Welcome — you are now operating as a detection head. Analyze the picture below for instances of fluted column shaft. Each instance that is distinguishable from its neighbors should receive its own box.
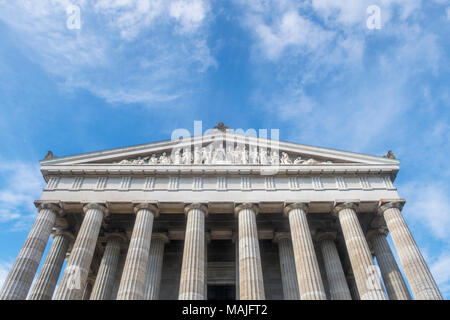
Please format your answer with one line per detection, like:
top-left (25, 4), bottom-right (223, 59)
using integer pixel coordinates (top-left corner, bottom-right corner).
top-left (236, 204), bottom-right (265, 300)
top-left (144, 234), bottom-right (167, 300)
top-left (117, 204), bottom-right (158, 300)
top-left (368, 230), bottom-right (411, 300)
top-left (110, 249), bottom-right (127, 300)
top-left (90, 235), bottom-right (124, 300)
top-left (28, 229), bottom-right (72, 300)
top-left (54, 203), bottom-right (107, 300)
top-left (319, 235), bottom-right (352, 300)
top-left (274, 233), bottom-right (300, 300)
top-left (179, 204), bottom-right (207, 300)
top-left (0, 204), bottom-right (60, 300)
top-left (380, 203), bottom-right (442, 300)
top-left (346, 272), bottom-right (360, 300)
top-left (285, 204), bottom-right (326, 300)
top-left (335, 203), bottom-right (387, 300)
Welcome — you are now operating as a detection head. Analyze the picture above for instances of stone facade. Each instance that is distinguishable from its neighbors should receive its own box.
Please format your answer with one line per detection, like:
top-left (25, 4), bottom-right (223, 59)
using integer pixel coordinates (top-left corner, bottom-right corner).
top-left (0, 129), bottom-right (442, 300)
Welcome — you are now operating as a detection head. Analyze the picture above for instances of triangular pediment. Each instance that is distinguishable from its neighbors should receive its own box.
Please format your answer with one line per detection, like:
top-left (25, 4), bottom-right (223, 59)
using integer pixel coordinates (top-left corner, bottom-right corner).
top-left (40, 131), bottom-right (399, 167)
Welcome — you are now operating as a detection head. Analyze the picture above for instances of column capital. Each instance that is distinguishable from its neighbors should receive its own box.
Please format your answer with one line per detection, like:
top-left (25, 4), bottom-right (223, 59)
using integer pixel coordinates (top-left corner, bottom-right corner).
top-left (316, 230), bottom-right (337, 242)
top-left (83, 203), bottom-right (109, 217)
top-left (234, 203), bottom-right (259, 217)
top-left (152, 232), bottom-right (169, 243)
top-left (52, 228), bottom-right (75, 242)
top-left (105, 232), bottom-right (128, 243)
top-left (184, 203), bottom-right (208, 217)
top-left (332, 200), bottom-right (359, 216)
top-left (273, 232), bottom-right (291, 243)
top-left (133, 203), bottom-right (160, 217)
top-left (36, 202), bottom-right (64, 217)
top-left (283, 202), bottom-right (309, 217)
top-left (377, 199), bottom-right (405, 216)
top-left (366, 227), bottom-right (389, 242)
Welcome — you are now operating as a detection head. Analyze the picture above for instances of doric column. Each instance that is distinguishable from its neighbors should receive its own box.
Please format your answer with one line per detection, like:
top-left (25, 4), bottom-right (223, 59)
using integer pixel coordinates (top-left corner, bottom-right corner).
top-left (346, 271), bottom-right (360, 300)
top-left (235, 203), bottom-right (265, 300)
top-left (367, 227), bottom-right (411, 300)
top-left (233, 233), bottom-right (240, 300)
top-left (334, 202), bottom-right (387, 300)
top-left (0, 203), bottom-right (62, 300)
top-left (28, 228), bottom-right (73, 300)
top-left (82, 277), bottom-right (95, 300)
top-left (317, 231), bottom-right (352, 300)
top-left (90, 233), bottom-right (126, 300)
top-left (284, 203), bottom-right (326, 300)
top-left (273, 232), bottom-right (300, 300)
top-left (117, 203), bottom-right (159, 300)
top-left (54, 203), bottom-right (108, 300)
top-left (110, 247), bottom-right (127, 300)
top-left (179, 203), bottom-right (208, 300)
top-left (379, 201), bottom-right (442, 300)
top-left (144, 233), bottom-right (168, 300)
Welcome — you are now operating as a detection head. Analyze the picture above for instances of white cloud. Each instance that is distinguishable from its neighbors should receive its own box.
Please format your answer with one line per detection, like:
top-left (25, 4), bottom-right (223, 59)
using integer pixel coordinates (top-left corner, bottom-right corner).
top-left (0, 160), bottom-right (44, 231)
top-left (430, 251), bottom-right (450, 297)
top-left (311, 0), bottom-right (422, 26)
top-left (0, 260), bottom-right (12, 289)
top-left (0, 1), bottom-right (215, 106)
top-left (400, 183), bottom-right (450, 242)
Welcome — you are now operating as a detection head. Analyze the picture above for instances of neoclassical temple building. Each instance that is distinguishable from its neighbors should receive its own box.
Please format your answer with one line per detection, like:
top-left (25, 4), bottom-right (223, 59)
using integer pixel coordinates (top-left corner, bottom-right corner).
top-left (0, 124), bottom-right (443, 300)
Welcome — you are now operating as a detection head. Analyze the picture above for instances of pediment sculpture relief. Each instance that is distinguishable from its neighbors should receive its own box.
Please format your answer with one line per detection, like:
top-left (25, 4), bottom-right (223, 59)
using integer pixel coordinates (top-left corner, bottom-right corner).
top-left (113, 145), bottom-right (333, 166)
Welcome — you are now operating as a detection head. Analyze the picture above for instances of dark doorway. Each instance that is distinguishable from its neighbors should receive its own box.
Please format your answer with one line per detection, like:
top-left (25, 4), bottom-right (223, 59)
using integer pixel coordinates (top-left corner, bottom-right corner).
top-left (207, 285), bottom-right (236, 300)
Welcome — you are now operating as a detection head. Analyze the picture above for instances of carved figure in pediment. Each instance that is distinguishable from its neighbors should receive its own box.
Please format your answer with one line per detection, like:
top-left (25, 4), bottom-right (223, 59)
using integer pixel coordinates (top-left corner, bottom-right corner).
top-left (193, 146), bottom-right (202, 164)
top-left (233, 146), bottom-right (242, 164)
top-left (270, 149), bottom-right (279, 165)
top-left (182, 148), bottom-right (192, 164)
top-left (225, 147), bottom-right (234, 164)
top-left (293, 156), bottom-right (303, 164)
top-left (260, 149), bottom-right (268, 165)
top-left (241, 146), bottom-right (249, 164)
top-left (202, 147), bottom-right (212, 164)
top-left (213, 146), bottom-right (226, 164)
top-left (281, 152), bottom-right (292, 165)
top-left (303, 158), bottom-right (319, 165)
top-left (172, 149), bottom-right (181, 165)
top-left (321, 160), bottom-right (332, 164)
top-left (119, 159), bottom-right (131, 165)
top-left (159, 152), bottom-right (171, 165)
top-left (249, 147), bottom-right (259, 164)
top-left (149, 154), bottom-right (158, 164)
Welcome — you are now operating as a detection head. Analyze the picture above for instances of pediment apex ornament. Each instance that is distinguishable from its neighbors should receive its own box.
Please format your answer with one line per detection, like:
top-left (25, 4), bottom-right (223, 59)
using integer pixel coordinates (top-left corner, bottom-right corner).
top-left (43, 150), bottom-right (55, 160)
top-left (377, 199), bottom-right (405, 215)
top-left (332, 200), bottom-right (360, 216)
top-left (213, 122), bottom-right (229, 132)
top-left (384, 150), bottom-right (396, 159)
top-left (283, 202), bottom-right (310, 216)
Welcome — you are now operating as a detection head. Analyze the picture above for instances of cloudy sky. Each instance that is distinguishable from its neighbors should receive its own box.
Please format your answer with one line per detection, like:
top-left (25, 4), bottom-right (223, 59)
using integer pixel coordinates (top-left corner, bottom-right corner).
top-left (0, 0), bottom-right (449, 299)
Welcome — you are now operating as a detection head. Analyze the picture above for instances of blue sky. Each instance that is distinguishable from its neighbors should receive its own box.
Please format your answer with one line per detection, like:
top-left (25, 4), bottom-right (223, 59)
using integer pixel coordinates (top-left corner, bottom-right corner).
top-left (0, 0), bottom-right (449, 299)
